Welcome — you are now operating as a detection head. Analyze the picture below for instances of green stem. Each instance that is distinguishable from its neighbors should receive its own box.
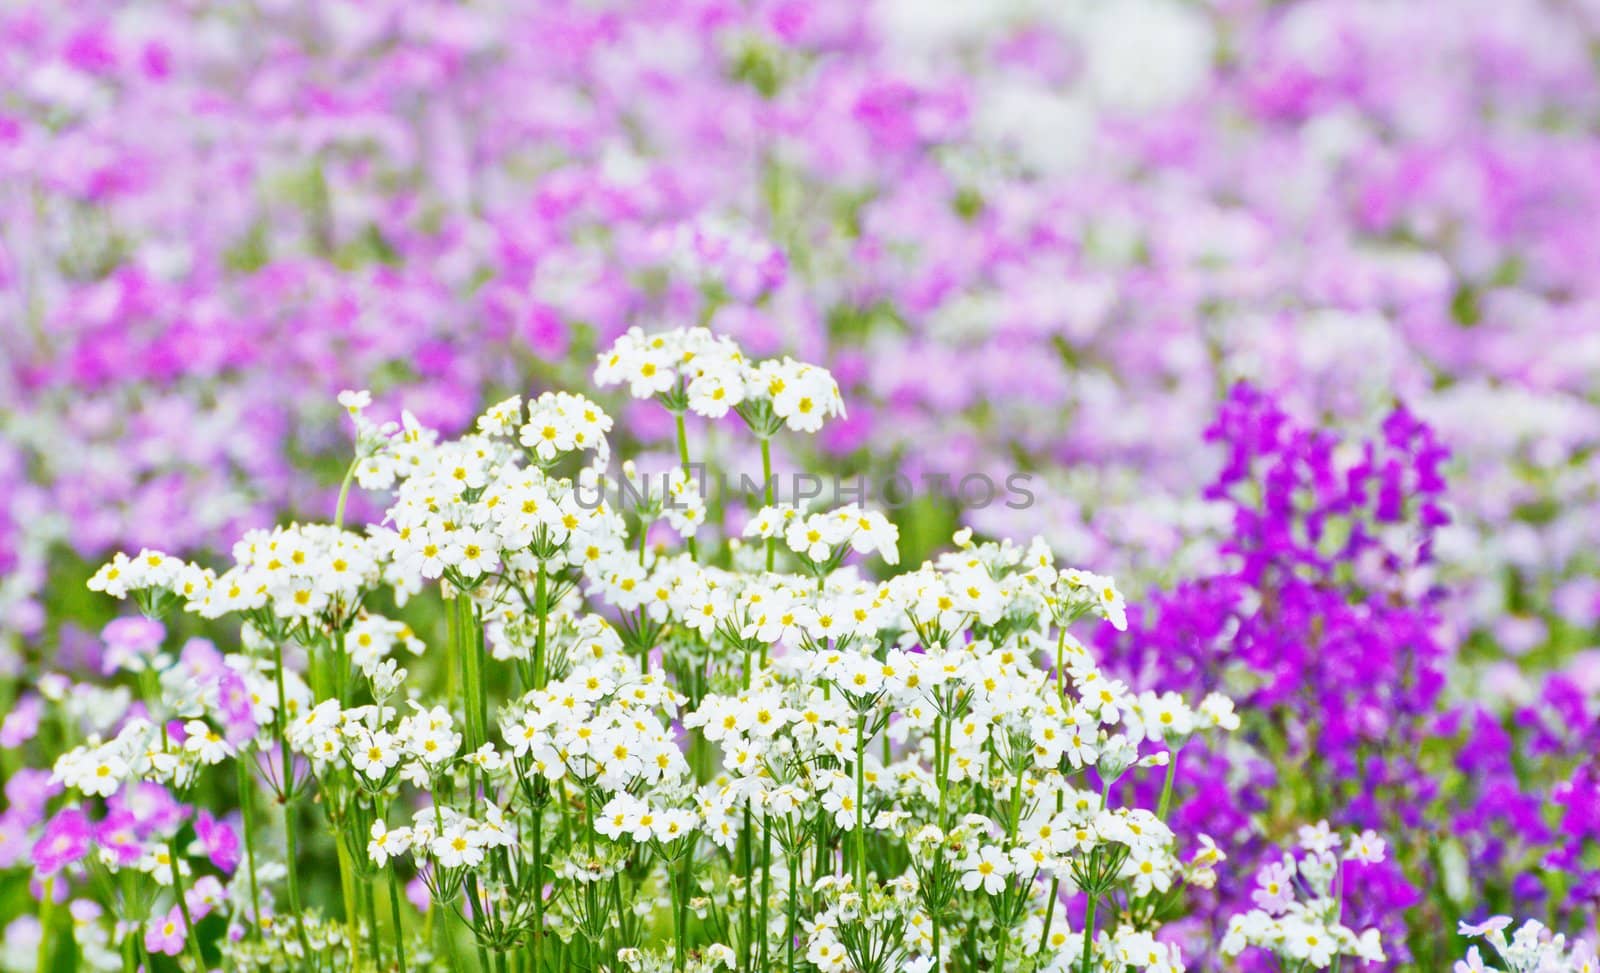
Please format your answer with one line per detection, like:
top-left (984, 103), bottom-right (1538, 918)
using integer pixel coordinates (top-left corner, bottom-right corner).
top-left (532, 798), bottom-right (545, 967)
top-left (854, 710), bottom-right (868, 895)
top-left (740, 806), bottom-right (754, 972)
top-left (760, 437), bottom-right (775, 572)
top-left (995, 768), bottom-right (1025, 971)
top-left (1038, 779), bottom-right (1067, 956)
top-left (364, 874), bottom-right (382, 970)
top-left (389, 868), bottom-right (410, 973)
top-left (757, 816), bottom-right (772, 971)
top-left (473, 603), bottom-right (490, 750)
top-left (334, 822), bottom-right (361, 968)
top-left (1079, 889), bottom-right (1098, 973)
top-left (786, 849), bottom-right (799, 973)
top-left (674, 411), bottom-right (698, 561)
top-left (930, 712), bottom-right (944, 967)
top-left (37, 878), bottom-right (52, 973)
top-left (334, 456), bottom-right (359, 530)
top-left (1156, 750), bottom-right (1179, 821)
top-left (236, 755), bottom-right (264, 939)
top-left (167, 834), bottom-right (208, 972)
top-left (533, 564), bottom-right (549, 690)
top-left (272, 640), bottom-right (312, 965)
top-left (282, 800), bottom-right (311, 967)
top-left (676, 851), bottom-right (693, 972)
top-left (671, 855), bottom-right (685, 973)
top-left (456, 594), bottom-right (479, 750)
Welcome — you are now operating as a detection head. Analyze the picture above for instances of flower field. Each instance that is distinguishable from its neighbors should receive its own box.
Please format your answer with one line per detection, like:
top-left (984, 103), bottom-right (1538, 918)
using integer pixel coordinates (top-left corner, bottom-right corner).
top-left (1, 2), bottom-right (1597, 972)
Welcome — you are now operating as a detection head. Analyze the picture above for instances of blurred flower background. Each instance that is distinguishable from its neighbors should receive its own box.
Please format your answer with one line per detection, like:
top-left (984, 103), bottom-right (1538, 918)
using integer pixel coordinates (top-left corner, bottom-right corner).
top-left (1, 0), bottom-right (1597, 969)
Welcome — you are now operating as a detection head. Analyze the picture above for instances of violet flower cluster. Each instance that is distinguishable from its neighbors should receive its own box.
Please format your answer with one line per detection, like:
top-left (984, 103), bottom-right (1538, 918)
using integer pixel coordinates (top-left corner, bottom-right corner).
top-left (1098, 384), bottom-right (1599, 970)
top-left (0, 0), bottom-right (1596, 971)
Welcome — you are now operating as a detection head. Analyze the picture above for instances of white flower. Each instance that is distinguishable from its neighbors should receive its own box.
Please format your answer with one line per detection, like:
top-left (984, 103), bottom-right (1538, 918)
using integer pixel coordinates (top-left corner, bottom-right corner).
top-left (1343, 829), bottom-right (1386, 865)
top-left (960, 846), bottom-right (1012, 895)
top-left (368, 821), bottom-right (412, 868)
top-left (181, 721), bottom-right (233, 764)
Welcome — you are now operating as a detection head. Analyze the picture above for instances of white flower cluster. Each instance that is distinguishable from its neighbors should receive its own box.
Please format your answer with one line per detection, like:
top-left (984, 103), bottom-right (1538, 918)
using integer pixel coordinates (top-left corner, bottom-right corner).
top-left (1456, 917), bottom-right (1598, 973)
top-left (1221, 822), bottom-right (1388, 969)
top-left (71, 329), bottom-right (1332, 973)
top-left (88, 549), bottom-right (206, 617)
top-left (376, 409), bottom-right (627, 584)
top-left (337, 389), bottom-right (438, 492)
top-left (744, 503), bottom-right (901, 569)
top-left (53, 715), bottom-right (231, 806)
top-left (595, 325), bottom-right (844, 433)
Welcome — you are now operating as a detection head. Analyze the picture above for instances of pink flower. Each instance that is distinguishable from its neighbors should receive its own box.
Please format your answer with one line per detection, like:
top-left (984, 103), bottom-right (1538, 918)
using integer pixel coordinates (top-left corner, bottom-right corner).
top-left (144, 907), bottom-right (187, 957)
top-left (93, 810), bottom-right (145, 868)
top-left (195, 811), bottom-right (240, 874)
top-left (100, 616), bottom-right (166, 674)
top-left (1250, 860), bottom-right (1295, 915)
top-left (1457, 916), bottom-right (1513, 938)
top-left (30, 808), bottom-right (90, 877)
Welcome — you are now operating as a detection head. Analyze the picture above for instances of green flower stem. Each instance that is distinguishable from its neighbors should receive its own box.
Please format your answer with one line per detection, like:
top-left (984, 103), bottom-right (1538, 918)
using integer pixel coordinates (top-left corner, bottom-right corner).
top-left (533, 563), bottom-right (549, 690)
top-left (167, 834), bottom-right (208, 972)
top-left (675, 848), bottom-right (694, 972)
top-left (674, 411), bottom-right (698, 562)
top-left (670, 855), bottom-right (686, 973)
top-left (531, 798), bottom-right (546, 968)
top-left (456, 593), bottom-right (479, 749)
top-left (1054, 625), bottom-right (1068, 703)
top-left (757, 815), bottom-right (772, 971)
top-left (236, 755), bottom-right (263, 940)
top-left (389, 867), bottom-right (409, 973)
top-left (786, 847), bottom-right (800, 973)
top-left (333, 455), bottom-right (359, 530)
top-left (333, 824), bottom-right (361, 967)
top-left (1156, 750), bottom-right (1180, 821)
top-left (854, 709), bottom-right (868, 895)
top-left (474, 602), bottom-right (490, 749)
top-left (363, 873), bottom-right (382, 970)
top-left (932, 712), bottom-right (945, 970)
top-left (760, 437), bottom-right (775, 572)
top-left (739, 806), bottom-right (754, 972)
top-left (37, 878), bottom-right (52, 973)
top-left (271, 639), bottom-right (313, 965)
top-left (1038, 774), bottom-right (1067, 956)
top-left (1079, 877), bottom-right (1098, 973)
top-left (995, 766), bottom-right (1025, 971)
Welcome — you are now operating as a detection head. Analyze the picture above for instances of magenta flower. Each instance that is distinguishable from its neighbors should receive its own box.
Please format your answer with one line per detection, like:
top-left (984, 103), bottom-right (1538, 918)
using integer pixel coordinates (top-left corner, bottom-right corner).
top-left (99, 616), bottom-right (166, 674)
top-left (1250, 861), bottom-right (1296, 915)
top-left (0, 694), bottom-right (43, 747)
top-left (214, 668), bottom-right (258, 745)
top-left (194, 811), bottom-right (240, 874)
top-left (109, 782), bottom-right (184, 835)
top-left (31, 808), bottom-right (91, 877)
top-left (93, 810), bottom-right (145, 869)
top-left (4, 768), bottom-right (60, 822)
top-left (185, 875), bottom-right (225, 921)
top-left (0, 810), bottom-right (33, 870)
top-left (144, 906), bottom-right (187, 957)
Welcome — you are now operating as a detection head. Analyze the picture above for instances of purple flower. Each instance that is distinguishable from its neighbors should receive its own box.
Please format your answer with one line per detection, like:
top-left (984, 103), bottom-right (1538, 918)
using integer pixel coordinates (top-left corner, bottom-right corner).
top-left (0, 694), bottom-right (43, 748)
top-left (100, 616), bottom-right (166, 674)
top-left (93, 810), bottom-right (146, 868)
top-left (214, 668), bottom-right (258, 745)
top-left (194, 810), bottom-right (240, 874)
top-left (5, 769), bottom-right (61, 823)
top-left (1250, 861), bottom-right (1295, 914)
top-left (0, 810), bottom-right (34, 870)
top-left (144, 906), bottom-right (187, 957)
top-left (31, 808), bottom-right (91, 877)
top-left (186, 875), bottom-right (225, 921)
top-left (108, 782), bottom-right (184, 836)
